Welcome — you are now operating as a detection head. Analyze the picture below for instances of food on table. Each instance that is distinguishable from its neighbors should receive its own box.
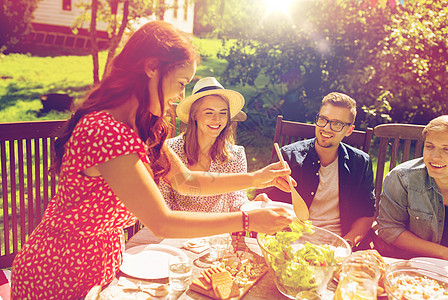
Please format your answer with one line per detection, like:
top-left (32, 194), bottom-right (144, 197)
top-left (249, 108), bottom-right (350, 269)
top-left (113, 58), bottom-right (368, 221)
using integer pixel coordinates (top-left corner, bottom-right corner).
top-left (199, 266), bottom-right (226, 285)
top-left (191, 266), bottom-right (238, 299)
top-left (191, 276), bottom-right (213, 291)
top-left (212, 270), bottom-right (236, 299)
top-left (365, 249), bottom-right (388, 294)
top-left (388, 273), bottom-right (448, 299)
top-left (220, 251), bottom-right (266, 287)
top-left (257, 220), bottom-right (350, 297)
top-left (190, 251), bottom-right (268, 299)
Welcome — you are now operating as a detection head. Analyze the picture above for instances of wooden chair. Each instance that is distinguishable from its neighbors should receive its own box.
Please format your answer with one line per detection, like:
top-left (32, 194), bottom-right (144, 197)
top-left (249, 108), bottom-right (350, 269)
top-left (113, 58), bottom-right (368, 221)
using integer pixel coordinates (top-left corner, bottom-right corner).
top-left (0, 120), bottom-right (141, 267)
top-left (270, 115), bottom-right (373, 162)
top-left (373, 123), bottom-right (425, 204)
top-left (0, 120), bottom-right (65, 268)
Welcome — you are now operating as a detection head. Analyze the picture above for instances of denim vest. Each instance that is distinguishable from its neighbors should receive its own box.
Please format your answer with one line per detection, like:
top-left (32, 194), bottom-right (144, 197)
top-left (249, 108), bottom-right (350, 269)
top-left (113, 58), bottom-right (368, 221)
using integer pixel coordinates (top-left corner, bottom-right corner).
top-left (377, 158), bottom-right (444, 244)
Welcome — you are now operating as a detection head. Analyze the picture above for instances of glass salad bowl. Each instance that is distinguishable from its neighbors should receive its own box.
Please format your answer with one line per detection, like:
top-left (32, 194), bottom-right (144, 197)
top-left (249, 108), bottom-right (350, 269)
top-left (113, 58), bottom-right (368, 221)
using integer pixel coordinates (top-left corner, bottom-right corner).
top-left (257, 221), bottom-right (351, 299)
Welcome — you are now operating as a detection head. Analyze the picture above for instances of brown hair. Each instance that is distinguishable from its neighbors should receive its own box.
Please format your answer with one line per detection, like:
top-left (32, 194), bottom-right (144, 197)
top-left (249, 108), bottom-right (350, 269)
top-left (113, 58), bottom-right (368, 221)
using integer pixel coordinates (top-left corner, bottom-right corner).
top-left (321, 92), bottom-right (357, 123)
top-left (422, 115), bottom-right (448, 139)
top-left (183, 95), bottom-right (234, 165)
top-left (53, 21), bottom-right (199, 181)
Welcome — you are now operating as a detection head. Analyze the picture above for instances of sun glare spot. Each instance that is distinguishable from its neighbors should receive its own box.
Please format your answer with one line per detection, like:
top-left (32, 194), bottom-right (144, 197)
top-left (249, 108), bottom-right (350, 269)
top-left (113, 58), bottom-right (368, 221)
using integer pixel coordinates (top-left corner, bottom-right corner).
top-left (264, 0), bottom-right (294, 15)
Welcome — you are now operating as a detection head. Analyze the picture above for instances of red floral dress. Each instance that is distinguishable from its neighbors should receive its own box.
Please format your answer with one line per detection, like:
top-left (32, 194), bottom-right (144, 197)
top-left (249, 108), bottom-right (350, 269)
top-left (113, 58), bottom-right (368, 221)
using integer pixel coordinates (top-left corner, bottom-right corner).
top-left (11, 112), bottom-right (147, 299)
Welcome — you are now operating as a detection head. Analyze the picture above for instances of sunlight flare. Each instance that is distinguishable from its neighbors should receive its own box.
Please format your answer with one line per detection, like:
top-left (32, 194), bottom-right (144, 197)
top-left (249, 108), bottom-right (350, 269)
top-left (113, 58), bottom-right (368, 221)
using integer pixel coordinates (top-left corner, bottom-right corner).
top-left (263, 0), bottom-right (295, 15)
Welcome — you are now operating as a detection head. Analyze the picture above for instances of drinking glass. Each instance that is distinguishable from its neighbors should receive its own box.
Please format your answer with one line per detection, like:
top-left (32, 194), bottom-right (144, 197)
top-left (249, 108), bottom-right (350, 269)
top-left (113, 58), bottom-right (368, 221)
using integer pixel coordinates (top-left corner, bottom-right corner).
top-left (168, 256), bottom-right (193, 292)
top-left (208, 233), bottom-right (231, 262)
top-left (334, 252), bottom-right (380, 300)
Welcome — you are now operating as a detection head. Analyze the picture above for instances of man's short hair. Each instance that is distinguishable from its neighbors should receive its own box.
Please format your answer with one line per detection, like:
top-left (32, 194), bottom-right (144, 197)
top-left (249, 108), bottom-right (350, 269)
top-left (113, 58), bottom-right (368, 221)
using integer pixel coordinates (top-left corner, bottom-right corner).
top-left (321, 92), bottom-right (357, 123)
top-left (422, 115), bottom-right (448, 140)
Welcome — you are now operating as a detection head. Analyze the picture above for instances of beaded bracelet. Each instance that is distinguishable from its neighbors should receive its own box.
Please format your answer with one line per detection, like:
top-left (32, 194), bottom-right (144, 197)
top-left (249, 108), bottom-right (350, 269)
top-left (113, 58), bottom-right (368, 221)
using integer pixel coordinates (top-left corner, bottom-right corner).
top-left (234, 211), bottom-right (249, 253)
top-left (242, 211), bottom-right (249, 231)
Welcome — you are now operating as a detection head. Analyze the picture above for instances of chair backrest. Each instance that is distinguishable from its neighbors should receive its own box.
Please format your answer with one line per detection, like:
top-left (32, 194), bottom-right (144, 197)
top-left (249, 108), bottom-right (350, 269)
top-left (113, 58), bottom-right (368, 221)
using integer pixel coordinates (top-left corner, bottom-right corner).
top-left (373, 123), bottom-right (425, 204)
top-left (270, 115), bottom-right (373, 162)
top-left (167, 103), bottom-right (247, 138)
top-left (0, 120), bottom-right (146, 268)
top-left (0, 120), bottom-right (65, 268)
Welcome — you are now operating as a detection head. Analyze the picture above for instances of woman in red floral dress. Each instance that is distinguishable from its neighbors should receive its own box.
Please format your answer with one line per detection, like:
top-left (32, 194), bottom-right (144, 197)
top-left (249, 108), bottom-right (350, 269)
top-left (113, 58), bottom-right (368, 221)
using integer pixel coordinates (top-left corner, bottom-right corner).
top-left (11, 21), bottom-right (294, 299)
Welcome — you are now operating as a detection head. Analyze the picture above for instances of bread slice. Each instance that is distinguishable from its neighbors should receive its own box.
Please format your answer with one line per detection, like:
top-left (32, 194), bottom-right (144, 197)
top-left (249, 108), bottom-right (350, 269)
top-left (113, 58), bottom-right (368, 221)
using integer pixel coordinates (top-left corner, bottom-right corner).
top-left (200, 266), bottom-right (225, 284)
top-left (211, 270), bottom-right (238, 299)
top-left (191, 276), bottom-right (212, 291)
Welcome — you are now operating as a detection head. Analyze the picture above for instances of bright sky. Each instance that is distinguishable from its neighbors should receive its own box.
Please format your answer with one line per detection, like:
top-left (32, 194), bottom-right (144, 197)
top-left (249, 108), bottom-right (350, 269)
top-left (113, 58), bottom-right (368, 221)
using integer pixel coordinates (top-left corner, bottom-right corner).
top-left (263, 0), bottom-right (295, 15)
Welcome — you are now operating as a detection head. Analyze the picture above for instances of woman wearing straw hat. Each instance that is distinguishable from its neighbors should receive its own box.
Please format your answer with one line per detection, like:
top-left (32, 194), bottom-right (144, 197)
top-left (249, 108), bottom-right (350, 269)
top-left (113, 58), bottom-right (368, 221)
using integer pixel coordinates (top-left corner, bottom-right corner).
top-left (160, 77), bottom-right (268, 212)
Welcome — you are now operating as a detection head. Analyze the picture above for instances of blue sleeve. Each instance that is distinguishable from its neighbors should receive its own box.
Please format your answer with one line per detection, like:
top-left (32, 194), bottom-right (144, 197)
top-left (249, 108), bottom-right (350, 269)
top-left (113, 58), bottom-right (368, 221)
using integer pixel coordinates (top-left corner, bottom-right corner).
top-left (376, 169), bottom-right (409, 244)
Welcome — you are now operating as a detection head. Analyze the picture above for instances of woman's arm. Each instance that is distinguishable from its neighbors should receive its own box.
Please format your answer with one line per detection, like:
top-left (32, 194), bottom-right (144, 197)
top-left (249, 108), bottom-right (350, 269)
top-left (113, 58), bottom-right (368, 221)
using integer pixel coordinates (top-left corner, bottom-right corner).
top-left (227, 146), bottom-right (249, 211)
top-left (96, 153), bottom-right (292, 238)
top-left (164, 144), bottom-right (292, 195)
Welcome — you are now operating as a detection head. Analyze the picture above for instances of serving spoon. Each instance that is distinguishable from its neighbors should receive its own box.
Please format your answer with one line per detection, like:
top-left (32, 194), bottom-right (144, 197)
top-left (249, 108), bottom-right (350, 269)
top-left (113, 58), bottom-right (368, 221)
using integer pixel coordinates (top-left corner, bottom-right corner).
top-left (274, 143), bottom-right (309, 221)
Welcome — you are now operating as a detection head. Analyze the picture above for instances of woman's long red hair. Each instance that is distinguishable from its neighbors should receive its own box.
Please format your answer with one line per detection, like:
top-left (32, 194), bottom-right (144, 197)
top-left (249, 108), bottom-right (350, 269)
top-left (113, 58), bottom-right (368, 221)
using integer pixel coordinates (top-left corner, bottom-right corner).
top-left (52, 21), bottom-right (199, 181)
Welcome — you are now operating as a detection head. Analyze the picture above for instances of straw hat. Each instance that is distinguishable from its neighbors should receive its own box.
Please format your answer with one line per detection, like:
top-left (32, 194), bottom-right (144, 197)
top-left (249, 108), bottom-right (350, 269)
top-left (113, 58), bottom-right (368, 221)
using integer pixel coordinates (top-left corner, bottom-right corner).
top-left (176, 77), bottom-right (245, 124)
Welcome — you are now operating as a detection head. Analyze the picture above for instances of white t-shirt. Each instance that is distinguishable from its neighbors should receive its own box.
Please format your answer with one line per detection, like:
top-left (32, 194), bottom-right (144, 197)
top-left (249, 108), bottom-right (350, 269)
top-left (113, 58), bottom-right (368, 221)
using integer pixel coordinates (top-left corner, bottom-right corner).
top-left (309, 157), bottom-right (342, 236)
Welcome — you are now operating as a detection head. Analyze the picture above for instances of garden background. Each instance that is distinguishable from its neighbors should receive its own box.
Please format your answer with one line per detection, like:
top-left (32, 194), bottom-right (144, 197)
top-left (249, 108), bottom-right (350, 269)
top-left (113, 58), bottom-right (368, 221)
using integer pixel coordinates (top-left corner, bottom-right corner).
top-left (1, 0), bottom-right (447, 173)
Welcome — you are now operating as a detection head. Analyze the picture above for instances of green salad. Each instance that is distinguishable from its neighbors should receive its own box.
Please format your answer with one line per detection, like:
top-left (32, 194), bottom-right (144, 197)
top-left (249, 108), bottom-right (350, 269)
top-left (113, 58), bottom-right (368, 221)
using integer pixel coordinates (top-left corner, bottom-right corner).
top-left (258, 220), bottom-right (341, 295)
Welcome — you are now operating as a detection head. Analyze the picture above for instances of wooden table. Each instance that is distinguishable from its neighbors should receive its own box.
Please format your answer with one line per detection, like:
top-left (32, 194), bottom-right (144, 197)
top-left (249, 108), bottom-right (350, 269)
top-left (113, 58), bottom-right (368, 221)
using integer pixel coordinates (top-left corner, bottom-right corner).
top-left (99, 228), bottom-right (389, 300)
top-left (120, 227), bottom-right (286, 299)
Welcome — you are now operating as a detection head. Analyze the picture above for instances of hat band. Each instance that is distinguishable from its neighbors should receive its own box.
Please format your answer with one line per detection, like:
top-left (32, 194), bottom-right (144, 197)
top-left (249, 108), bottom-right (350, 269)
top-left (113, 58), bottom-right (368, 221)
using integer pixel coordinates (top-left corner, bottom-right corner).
top-left (194, 85), bottom-right (224, 95)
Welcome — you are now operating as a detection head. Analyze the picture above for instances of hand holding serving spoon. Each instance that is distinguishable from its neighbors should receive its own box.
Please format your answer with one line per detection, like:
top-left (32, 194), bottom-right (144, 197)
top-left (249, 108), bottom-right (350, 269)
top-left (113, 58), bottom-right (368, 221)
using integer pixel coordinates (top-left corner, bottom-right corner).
top-left (274, 143), bottom-right (309, 221)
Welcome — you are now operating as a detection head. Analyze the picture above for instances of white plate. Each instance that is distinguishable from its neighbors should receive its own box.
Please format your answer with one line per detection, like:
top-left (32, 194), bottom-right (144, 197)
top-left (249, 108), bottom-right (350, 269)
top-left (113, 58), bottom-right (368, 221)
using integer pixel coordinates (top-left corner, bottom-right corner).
top-left (240, 201), bottom-right (296, 218)
top-left (120, 244), bottom-right (188, 279)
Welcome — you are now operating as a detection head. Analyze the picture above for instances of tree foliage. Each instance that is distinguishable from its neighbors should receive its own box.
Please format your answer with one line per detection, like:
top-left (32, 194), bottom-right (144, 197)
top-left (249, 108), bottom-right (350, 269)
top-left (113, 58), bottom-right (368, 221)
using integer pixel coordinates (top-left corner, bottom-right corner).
top-left (364, 0), bottom-right (448, 125)
top-left (0, 0), bottom-right (42, 52)
top-left (74, 0), bottom-right (163, 81)
top-left (218, 0), bottom-right (447, 127)
top-left (193, 0), bottom-right (255, 37)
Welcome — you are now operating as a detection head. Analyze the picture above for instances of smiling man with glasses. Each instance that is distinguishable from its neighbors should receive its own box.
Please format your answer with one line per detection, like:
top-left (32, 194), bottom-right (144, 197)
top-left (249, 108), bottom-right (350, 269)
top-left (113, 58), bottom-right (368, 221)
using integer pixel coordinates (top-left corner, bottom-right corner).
top-left (265, 92), bottom-right (376, 250)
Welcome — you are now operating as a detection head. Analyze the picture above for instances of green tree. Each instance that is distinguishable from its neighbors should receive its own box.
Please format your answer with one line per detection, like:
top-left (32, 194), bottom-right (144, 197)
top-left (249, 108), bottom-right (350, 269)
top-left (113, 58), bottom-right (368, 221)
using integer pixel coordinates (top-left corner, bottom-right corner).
top-left (219, 0), bottom-right (447, 127)
top-left (219, 0), bottom-right (393, 128)
top-left (74, 0), bottom-right (168, 83)
top-left (0, 0), bottom-right (42, 52)
top-left (193, 0), bottom-right (255, 38)
top-left (361, 0), bottom-right (448, 124)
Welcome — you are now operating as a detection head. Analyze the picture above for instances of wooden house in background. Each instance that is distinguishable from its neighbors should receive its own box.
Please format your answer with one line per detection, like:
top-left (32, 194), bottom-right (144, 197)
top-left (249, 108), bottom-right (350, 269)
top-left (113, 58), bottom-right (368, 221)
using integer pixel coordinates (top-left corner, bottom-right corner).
top-left (25, 0), bottom-right (194, 50)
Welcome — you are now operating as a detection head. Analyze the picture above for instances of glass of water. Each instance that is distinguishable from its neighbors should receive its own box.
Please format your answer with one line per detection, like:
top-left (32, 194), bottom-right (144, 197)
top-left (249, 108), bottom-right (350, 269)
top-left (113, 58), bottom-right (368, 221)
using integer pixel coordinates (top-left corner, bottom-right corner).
top-left (208, 233), bottom-right (231, 262)
top-left (168, 255), bottom-right (193, 292)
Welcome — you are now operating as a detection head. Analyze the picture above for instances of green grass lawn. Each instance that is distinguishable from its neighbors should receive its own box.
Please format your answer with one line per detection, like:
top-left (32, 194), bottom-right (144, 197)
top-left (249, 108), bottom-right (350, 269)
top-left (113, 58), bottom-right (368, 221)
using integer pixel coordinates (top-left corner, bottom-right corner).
top-left (0, 38), bottom-right (270, 172)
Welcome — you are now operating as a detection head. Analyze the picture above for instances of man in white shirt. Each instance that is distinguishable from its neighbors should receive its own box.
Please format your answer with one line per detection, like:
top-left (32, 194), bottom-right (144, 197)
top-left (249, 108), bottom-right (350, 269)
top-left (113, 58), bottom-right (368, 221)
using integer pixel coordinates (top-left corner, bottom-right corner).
top-left (266, 92), bottom-right (376, 249)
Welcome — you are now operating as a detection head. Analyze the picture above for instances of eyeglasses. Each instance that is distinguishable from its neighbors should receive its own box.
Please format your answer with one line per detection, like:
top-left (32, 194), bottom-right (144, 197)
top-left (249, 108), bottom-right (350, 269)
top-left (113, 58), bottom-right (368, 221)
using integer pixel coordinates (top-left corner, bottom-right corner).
top-left (315, 114), bottom-right (352, 132)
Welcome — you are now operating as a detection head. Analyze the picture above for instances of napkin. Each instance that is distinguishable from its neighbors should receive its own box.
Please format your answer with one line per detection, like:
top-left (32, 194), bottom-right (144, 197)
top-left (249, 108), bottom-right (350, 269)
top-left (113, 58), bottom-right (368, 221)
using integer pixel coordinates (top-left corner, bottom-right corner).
top-left (182, 237), bottom-right (208, 254)
top-left (99, 286), bottom-right (151, 300)
top-left (99, 277), bottom-right (169, 299)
